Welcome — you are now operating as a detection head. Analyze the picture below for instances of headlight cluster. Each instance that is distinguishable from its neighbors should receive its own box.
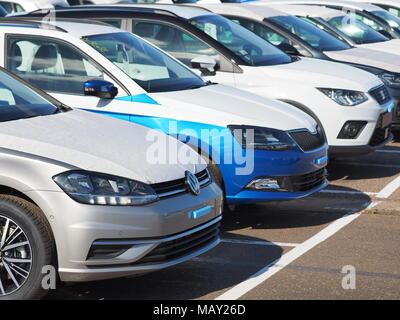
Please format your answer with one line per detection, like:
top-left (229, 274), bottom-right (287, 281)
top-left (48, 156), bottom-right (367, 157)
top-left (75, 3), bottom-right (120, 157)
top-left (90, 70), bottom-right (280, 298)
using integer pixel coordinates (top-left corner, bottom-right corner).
top-left (379, 73), bottom-right (400, 88)
top-left (318, 88), bottom-right (368, 106)
top-left (53, 171), bottom-right (159, 206)
top-left (228, 125), bottom-right (296, 151)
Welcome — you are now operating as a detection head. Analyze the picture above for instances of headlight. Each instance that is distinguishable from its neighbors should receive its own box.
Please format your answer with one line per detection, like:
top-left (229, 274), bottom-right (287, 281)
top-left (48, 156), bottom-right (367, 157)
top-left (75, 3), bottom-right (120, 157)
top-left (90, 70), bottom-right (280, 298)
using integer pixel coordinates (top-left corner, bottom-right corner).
top-left (53, 171), bottom-right (159, 206)
top-left (318, 88), bottom-right (368, 106)
top-left (379, 73), bottom-right (400, 88)
top-left (228, 125), bottom-right (296, 151)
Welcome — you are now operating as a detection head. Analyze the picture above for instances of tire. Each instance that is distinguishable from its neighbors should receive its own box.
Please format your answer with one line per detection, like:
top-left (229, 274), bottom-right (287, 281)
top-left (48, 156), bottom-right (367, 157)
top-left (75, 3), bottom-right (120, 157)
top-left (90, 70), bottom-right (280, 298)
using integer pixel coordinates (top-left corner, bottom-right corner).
top-left (0, 195), bottom-right (54, 300)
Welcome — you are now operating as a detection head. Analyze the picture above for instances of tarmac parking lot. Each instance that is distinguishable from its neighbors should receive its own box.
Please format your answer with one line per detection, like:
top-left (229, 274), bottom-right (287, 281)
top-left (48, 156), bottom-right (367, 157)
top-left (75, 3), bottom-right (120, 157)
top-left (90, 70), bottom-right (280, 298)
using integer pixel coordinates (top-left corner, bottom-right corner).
top-left (48, 140), bottom-right (400, 300)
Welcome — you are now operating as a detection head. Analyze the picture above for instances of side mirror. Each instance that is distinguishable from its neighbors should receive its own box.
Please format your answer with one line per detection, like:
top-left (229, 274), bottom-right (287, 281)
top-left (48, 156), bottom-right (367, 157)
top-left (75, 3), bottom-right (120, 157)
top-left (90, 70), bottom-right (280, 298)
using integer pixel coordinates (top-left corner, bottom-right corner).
top-left (377, 29), bottom-right (393, 39)
top-left (84, 79), bottom-right (118, 99)
top-left (191, 56), bottom-right (218, 76)
top-left (277, 42), bottom-right (301, 56)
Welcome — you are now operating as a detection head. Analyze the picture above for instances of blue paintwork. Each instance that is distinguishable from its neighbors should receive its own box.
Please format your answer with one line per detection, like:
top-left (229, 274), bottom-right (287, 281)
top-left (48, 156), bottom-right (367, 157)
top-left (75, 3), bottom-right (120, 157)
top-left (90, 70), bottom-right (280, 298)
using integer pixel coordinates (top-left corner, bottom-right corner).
top-left (189, 205), bottom-right (212, 219)
top-left (83, 104), bottom-right (328, 204)
top-left (116, 94), bottom-right (160, 105)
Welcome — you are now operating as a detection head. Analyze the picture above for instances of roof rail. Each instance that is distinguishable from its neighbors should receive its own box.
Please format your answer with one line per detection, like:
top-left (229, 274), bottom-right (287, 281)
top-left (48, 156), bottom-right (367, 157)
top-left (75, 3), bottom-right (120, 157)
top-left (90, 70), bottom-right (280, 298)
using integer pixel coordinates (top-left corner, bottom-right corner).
top-left (20, 16), bottom-right (113, 27)
top-left (0, 17), bottom-right (67, 32)
top-left (25, 4), bottom-right (212, 18)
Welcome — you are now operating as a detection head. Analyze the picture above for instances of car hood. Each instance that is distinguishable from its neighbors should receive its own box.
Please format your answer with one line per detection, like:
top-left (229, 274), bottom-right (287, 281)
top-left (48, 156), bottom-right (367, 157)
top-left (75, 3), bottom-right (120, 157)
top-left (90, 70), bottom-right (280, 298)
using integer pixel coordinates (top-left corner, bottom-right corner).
top-left (360, 39), bottom-right (400, 55)
top-left (0, 109), bottom-right (205, 184)
top-left (152, 84), bottom-right (317, 132)
top-left (261, 57), bottom-right (382, 91)
top-left (324, 47), bottom-right (400, 73)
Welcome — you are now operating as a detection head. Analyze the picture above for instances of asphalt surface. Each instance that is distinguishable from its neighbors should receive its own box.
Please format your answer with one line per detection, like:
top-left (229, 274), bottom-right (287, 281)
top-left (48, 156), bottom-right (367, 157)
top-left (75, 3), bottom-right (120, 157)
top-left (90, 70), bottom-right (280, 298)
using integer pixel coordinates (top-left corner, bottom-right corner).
top-left (47, 140), bottom-right (400, 300)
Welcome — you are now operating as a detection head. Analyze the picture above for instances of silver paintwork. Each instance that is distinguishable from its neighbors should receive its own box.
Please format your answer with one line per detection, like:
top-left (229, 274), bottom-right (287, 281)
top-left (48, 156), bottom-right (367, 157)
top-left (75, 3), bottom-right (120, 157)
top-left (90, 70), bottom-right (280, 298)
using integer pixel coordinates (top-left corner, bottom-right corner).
top-left (0, 108), bottom-right (223, 283)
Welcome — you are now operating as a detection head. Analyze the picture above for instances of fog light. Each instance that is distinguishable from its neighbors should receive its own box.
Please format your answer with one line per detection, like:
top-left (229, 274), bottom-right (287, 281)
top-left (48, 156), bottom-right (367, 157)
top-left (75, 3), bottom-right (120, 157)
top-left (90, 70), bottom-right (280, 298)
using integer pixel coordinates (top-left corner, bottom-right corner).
top-left (246, 178), bottom-right (281, 190)
top-left (337, 121), bottom-right (367, 139)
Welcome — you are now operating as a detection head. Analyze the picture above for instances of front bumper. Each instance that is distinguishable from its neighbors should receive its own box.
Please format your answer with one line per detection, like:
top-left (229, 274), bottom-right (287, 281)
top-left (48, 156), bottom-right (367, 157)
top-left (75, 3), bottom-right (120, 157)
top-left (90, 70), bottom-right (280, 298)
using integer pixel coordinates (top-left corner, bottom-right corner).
top-left (26, 182), bottom-right (223, 282)
top-left (221, 144), bottom-right (329, 204)
top-left (387, 87), bottom-right (400, 131)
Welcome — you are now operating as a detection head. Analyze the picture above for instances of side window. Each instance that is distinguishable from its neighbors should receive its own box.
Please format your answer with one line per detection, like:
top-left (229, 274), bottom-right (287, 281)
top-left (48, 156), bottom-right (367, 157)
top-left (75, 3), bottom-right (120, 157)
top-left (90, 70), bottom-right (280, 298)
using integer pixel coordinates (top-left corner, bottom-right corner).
top-left (231, 17), bottom-right (309, 56)
top-left (0, 2), bottom-right (14, 13)
top-left (7, 36), bottom-right (105, 94)
top-left (97, 19), bottom-right (122, 29)
top-left (132, 20), bottom-right (220, 67)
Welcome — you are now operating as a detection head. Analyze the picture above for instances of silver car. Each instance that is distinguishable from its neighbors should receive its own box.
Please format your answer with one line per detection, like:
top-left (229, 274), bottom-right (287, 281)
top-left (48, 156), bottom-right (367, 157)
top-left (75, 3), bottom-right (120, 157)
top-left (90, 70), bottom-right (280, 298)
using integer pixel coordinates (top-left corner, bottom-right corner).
top-left (0, 68), bottom-right (223, 300)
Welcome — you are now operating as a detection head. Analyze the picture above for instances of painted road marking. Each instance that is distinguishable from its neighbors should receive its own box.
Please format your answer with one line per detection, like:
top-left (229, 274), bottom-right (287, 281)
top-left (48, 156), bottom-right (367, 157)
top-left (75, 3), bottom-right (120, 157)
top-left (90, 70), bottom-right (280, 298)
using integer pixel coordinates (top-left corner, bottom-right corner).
top-left (377, 176), bottom-right (400, 199)
top-left (215, 208), bottom-right (374, 300)
top-left (221, 238), bottom-right (299, 247)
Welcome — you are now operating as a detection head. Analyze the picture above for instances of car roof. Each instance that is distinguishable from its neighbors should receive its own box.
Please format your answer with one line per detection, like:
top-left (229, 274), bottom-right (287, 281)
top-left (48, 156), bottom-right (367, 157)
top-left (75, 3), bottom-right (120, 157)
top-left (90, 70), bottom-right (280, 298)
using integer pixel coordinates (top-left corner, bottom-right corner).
top-left (0, 17), bottom-right (122, 37)
top-left (198, 3), bottom-right (289, 20)
top-left (268, 3), bottom-right (345, 19)
top-left (265, 0), bottom-right (384, 11)
top-left (56, 3), bottom-right (213, 20)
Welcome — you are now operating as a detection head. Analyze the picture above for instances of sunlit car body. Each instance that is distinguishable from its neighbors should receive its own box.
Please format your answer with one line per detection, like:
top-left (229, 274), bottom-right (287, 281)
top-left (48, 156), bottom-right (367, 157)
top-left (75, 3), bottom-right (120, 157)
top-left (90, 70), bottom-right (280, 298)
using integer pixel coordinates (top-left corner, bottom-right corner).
top-left (0, 18), bottom-right (328, 204)
top-left (32, 4), bottom-right (395, 158)
top-left (0, 66), bottom-right (223, 299)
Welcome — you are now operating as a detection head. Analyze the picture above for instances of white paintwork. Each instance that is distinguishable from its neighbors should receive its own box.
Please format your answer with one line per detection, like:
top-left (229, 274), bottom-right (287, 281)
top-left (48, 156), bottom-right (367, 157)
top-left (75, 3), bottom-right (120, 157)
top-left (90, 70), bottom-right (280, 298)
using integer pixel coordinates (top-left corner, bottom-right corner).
top-left (90, 3), bottom-right (390, 148)
top-left (143, 3), bottom-right (388, 147)
top-left (0, 0), bottom-right (69, 12)
top-left (0, 23), bottom-right (317, 135)
top-left (266, 3), bottom-right (400, 66)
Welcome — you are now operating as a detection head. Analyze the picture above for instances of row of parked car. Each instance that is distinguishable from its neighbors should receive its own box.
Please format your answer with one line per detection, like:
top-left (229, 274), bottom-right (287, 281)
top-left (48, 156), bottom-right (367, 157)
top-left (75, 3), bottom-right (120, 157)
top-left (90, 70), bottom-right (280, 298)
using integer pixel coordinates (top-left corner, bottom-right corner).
top-left (0, 0), bottom-right (398, 299)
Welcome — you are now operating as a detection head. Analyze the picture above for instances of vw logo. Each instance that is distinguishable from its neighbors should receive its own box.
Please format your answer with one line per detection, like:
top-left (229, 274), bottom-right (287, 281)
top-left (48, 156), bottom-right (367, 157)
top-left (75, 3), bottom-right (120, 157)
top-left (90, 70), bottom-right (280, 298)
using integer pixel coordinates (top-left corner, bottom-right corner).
top-left (185, 171), bottom-right (200, 196)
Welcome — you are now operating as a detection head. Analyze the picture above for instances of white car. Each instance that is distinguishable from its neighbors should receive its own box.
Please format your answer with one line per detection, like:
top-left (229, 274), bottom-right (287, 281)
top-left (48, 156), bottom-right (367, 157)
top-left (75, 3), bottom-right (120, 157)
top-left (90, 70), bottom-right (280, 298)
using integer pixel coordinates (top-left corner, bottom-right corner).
top-left (198, 3), bottom-right (400, 133)
top-left (0, 18), bottom-right (329, 205)
top-left (351, 0), bottom-right (400, 18)
top-left (265, 0), bottom-right (400, 39)
top-left (42, 4), bottom-right (394, 157)
top-left (0, 0), bottom-right (69, 14)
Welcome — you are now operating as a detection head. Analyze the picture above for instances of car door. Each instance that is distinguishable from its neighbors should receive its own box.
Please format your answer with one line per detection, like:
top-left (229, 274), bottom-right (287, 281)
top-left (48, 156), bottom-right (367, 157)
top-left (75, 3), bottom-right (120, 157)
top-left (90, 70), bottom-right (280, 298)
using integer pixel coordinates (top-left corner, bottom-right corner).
top-left (5, 34), bottom-right (160, 122)
top-left (130, 19), bottom-right (238, 87)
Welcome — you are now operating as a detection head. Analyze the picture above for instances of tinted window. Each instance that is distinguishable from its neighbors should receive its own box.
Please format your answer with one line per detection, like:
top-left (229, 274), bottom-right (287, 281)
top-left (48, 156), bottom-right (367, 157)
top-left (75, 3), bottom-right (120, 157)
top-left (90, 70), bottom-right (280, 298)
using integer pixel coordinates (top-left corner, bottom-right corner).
top-left (83, 32), bottom-right (207, 93)
top-left (328, 15), bottom-right (388, 44)
top-left (189, 14), bottom-right (292, 66)
top-left (372, 9), bottom-right (400, 30)
top-left (132, 20), bottom-right (220, 68)
top-left (269, 15), bottom-right (350, 51)
top-left (7, 36), bottom-right (104, 94)
top-left (0, 70), bottom-right (58, 122)
top-left (230, 17), bottom-right (311, 56)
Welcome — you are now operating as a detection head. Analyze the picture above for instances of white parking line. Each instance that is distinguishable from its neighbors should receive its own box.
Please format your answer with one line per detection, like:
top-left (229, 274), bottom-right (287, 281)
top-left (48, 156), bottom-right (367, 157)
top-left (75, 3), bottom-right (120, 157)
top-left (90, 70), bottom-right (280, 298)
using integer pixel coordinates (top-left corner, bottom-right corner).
top-left (215, 212), bottom-right (363, 300)
top-left (377, 176), bottom-right (400, 199)
top-left (221, 238), bottom-right (299, 247)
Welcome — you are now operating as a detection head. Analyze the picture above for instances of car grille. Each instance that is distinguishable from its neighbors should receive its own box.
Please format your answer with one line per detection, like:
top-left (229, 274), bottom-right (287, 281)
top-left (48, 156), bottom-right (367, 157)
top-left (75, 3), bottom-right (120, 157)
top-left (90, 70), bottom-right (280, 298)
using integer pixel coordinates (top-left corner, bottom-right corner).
top-left (151, 169), bottom-right (211, 199)
top-left (131, 220), bottom-right (221, 265)
top-left (369, 85), bottom-right (391, 105)
top-left (289, 127), bottom-right (325, 152)
top-left (280, 168), bottom-right (327, 193)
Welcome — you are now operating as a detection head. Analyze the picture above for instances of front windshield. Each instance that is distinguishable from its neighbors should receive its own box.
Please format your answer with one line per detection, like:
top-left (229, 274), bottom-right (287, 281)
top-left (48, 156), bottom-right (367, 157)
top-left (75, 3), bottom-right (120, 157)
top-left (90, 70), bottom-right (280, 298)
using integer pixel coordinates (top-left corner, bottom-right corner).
top-left (0, 70), bottom-right (57, 122)
top-left (83, 32), bottom-right (207, 93)
top-left (372, 10), bottom-right (400, 30)
top-left (328, 15), bottom-right (389, 44)
top-left (269, 15), bottom-right (350, 51)
top-left (188, 14), bottom-right (293, 66)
